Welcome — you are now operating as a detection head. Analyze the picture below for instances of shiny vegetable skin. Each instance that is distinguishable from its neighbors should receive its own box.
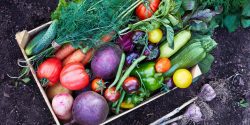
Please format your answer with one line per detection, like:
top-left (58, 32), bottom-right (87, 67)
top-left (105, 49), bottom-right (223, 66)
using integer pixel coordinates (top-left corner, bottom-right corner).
top-left (122, 77), bottom-right (140, 94)
top-left (60, 63), bottom-right (89, 90)
top-left (104, 87), bottom-right (121, 102)
top-left (32, 20), bottom-right (58, 54)
top-left (82, 48), bottom-right (94, 66)
top-left (160, 30), bottom-right (191, 58)
top-left (25, 29), bottom-right (47, 56)
top-left (131, 62), bottom-right (163, 92)
top-left (155, 57), bottom-right (171, 73)
top-left (136, 0), bottom-right (161, 20)
top-left (163, 39), bottom-right (217, 77)
top-left (148, 29), bottom-right (163, 44)
top-left (55, 44), bottom-right (76, 60)
top-left (91, 78), bottom-right (105, 93)
top-left (63, 49), bottom-right (87, 66)
top-left (37, 57), bottom-right (62, 84)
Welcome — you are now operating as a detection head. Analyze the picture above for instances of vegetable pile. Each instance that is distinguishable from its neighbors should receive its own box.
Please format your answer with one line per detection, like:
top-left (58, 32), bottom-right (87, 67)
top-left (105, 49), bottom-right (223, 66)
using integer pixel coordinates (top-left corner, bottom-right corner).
top-left (20, 0), bottom-right (250, 124)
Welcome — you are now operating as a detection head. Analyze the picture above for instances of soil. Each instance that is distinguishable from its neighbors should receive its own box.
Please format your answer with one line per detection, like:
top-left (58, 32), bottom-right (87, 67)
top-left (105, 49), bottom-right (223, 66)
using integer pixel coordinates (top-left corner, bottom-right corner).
top-left (0, 0), bottom-right (249, 125)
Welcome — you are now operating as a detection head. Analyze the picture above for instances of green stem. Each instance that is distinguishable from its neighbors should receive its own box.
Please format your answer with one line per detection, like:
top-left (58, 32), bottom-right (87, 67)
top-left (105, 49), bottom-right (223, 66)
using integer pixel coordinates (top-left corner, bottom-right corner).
top-left (116, 91), bottom-right (126, 114)
top-left (118, 17), bottom-right (154, 34)
top-left (116, 56), bottom-right (147, 91)
top-left (117, 0), bottom-right (141, 19)
top-left (120, 1), bottom-right (143, 20)
top-left (109, 53), bottom-right (126, 88)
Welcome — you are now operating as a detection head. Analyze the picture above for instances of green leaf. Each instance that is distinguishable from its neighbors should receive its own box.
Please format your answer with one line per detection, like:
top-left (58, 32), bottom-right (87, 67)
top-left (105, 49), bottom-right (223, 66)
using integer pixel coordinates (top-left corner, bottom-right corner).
top-left (170, 0), bottom-right (182, 14)
top-left (242, 1), bottom-right (250, 17)
top-left (51, 0), bottom-right (68, 20)
top-left (241, 18), bottom-right (250, 28)
top-left (190, 20), bottom-right (208, 32)
top-left (198, 54), bottom-right (214, 74)
top-left (154, 0), bottom-right (171, 17)
top-left (164, 24), bottom-right (174, 49)
top-left (21, 77), bottom-right (31, 84)
top-left (239, 99), bottom-right (249, 108)
top-left (168, 14), bottom-right (179, 26)
top-left (182, 0), bottom-right (196, 11)
top-left (223, 14), bottom-right (241, 32)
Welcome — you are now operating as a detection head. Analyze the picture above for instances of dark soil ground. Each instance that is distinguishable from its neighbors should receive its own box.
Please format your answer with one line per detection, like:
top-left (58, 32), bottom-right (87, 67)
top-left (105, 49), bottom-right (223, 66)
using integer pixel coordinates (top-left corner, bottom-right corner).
top-left (0, 0), bottom-right (249, 125)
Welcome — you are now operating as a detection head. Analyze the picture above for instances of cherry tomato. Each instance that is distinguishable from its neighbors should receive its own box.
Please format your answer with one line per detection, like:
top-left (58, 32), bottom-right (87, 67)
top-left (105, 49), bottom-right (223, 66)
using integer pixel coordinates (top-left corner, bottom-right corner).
top-left (37, 58), bottom-right (62, 84)
top-left (148, 28), bottom-right (163, 43)
top-left (122, 77), bottom-right (140, 94)
top-left (135, 0), bottom-right (161, 20)
top-left (60, 63), bottom-right (89, 90)
top-left (155, 57), bottom-right (171, 73)
top-left (91, 78), bottom-right (106, 93)
top-left (104, 87), bottom-right (120, 102)
top-left (173, 69), bottom-right (192, 88)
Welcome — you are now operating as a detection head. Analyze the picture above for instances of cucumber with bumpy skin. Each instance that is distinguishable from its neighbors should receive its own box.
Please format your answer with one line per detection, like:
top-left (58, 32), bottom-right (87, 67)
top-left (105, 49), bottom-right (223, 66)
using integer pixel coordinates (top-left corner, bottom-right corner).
top-left (163, 37), bottom-right (217, 77)
top-left (25, 29), bottom-right (47, 56)
top-left (32, 20), bottom-right (58, 55)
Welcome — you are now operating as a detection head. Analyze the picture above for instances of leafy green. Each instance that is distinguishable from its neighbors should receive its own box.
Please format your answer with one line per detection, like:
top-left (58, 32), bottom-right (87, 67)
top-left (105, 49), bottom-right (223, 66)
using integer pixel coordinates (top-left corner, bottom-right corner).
top-left (241, 18), bottom-right (250, 28)
top-left (164, 24), bottom-right (174, 49)
top-left (198, 54), bottom-right (214, 74)
top-left (51, 0), bottom-right (68, 20)
top-left (54, 0), bottom-right (134, 48)
top-left (223, 14), bottom-right (241, 32)
top-left (242, 1), bottom-right (250, 16)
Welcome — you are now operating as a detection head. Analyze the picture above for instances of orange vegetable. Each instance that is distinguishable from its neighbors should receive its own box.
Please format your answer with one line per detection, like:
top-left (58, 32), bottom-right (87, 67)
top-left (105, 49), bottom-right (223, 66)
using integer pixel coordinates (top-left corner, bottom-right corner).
top-left (101, 31), bottom-right (115, 42)
top-left (155, 57), bottom-right (171, 73)
top-left (63, 48), bottom-right (89, 66)
top-left (55, 44), bottom-right (76, 60)
top-left (82, 48), bottom-right (94, 66)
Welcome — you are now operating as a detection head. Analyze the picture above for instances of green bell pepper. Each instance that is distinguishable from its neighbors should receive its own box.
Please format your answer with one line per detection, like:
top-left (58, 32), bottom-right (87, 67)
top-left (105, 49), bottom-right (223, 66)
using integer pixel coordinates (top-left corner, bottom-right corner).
top-left (120, 88), bottom-right (150, 109)
top-left (131, 62), bottom-right (164, 92)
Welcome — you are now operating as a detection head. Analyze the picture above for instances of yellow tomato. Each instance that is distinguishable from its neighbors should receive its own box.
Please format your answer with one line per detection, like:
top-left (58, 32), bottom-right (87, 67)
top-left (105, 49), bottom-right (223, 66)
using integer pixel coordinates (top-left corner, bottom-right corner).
top-left (148, 29), bottom-right (163, 43)
top-left (173, 69), bottom-right (192, 88)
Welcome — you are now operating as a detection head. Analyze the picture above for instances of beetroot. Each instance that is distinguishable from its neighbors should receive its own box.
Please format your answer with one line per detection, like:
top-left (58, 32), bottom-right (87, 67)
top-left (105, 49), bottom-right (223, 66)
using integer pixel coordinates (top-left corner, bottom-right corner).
top-left (91, 44), bottom-right (122, 80)
top-left (72, 91), bottom-right (109, 125)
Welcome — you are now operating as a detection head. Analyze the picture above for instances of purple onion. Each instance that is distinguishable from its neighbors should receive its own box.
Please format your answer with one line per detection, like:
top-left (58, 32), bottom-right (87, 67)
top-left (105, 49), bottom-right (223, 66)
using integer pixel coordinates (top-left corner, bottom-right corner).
top-left (116, 32), bottom-right (135, 52)
top-left (125, 52), bottom-right (140, 66)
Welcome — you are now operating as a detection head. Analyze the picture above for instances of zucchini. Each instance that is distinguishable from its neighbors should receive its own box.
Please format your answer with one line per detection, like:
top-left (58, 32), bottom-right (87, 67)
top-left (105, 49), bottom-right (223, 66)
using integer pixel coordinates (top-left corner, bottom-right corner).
top-left (163, 37), bottom-right (217, 77)
top-left (32, 19), bottom-right (58, 55)
top-left (25, 29), bottom-right (47, 56)
top-left (160, 30), bottom-right (191, 58)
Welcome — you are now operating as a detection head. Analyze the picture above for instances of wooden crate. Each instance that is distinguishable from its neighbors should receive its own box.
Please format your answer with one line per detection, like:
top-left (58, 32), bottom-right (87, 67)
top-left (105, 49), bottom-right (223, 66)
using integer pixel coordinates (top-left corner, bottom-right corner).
top-left (15, 22), bottom-right (202, 125)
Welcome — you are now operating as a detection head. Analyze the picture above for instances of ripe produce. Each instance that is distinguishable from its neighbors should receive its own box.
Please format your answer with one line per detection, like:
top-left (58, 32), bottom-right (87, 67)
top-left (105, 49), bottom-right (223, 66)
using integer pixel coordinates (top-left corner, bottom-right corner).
top-left (37, 57), bottom-right (62, 84)
top-left (52, 93), bottom-right (73, 121)
top-left (60, 63), bottom-right (89, 90)
top-left (173, 69), bottom-right (193, 88)
top-left (91, 44), bottom-right (122, 80)
top-left (46, 83), bottom-right (72, 100)
top-left (72, 91), bottom-right (109, 125)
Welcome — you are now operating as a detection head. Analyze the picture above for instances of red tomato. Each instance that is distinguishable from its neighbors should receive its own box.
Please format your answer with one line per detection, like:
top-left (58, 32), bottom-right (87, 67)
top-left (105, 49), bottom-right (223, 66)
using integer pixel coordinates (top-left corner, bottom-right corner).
top-left (60, 63), bottom-right (89, 90)
top-left (135, 0), bottom-right (161, 20)
top-left (122, 77), bottom-right (140, 94)
top-left (155, 57), bottom-right (171, 73)
top-left (37, 58), bottom-right (62, 84)
top-left (104, 87), bottom-right (121, 102)
top-left (91, 78), bottom-right (106, 93)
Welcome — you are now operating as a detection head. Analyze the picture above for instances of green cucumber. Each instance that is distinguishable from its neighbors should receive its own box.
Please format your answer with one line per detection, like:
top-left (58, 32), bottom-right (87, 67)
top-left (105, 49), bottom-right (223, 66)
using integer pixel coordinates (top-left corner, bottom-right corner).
top-left (32, 19), bottom-right (58, 55)
top-left (160, 30), bottom-right (191, 58)
top-left (25, 29), bottom-right (47, 56)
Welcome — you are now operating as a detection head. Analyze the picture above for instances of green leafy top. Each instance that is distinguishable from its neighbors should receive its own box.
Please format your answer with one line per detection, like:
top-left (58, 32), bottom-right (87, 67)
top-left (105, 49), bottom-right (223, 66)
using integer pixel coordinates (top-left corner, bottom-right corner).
top-left (52, 0), bottom-right (134, 48)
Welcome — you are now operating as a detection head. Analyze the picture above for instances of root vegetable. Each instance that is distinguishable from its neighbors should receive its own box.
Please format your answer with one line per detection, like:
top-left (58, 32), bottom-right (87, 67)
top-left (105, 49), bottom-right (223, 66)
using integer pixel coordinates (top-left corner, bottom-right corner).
top-left (72, 91), bottom-right (109, 125)
top-left (52, 93), bottom-right (73, 121)
top-left (55, 44), bottom-right (76, 60)
top-left (46, 83), bottom-right (72, 100)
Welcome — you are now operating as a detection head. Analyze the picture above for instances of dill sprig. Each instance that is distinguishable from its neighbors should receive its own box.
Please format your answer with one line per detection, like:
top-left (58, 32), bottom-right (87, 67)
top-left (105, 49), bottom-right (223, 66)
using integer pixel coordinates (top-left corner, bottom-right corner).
top-left (54, 0), bottom-right (135, 48)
